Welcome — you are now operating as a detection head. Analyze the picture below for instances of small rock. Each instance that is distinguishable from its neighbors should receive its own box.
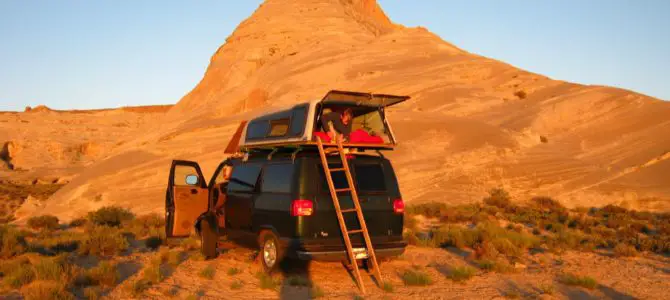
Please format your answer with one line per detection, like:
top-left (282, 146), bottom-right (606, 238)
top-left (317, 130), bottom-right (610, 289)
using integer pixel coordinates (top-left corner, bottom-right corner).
top-left (514, 262), bottom-right (527, 269)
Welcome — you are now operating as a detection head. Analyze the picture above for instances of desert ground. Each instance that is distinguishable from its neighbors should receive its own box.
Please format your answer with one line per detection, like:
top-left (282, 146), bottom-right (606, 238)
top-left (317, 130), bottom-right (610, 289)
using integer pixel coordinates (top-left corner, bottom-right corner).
top-left (1, 0), bottom-right (669, 299)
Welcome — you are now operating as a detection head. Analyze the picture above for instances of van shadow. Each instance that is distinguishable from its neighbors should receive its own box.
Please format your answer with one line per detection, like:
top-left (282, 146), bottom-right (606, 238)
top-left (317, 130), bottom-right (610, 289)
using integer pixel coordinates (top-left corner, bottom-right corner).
top-left (278, 259), bottom-right (314, 300)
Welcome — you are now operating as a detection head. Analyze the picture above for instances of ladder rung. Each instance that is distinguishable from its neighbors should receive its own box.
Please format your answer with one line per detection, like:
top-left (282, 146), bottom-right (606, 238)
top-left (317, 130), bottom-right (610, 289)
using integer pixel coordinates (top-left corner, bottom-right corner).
top-left (348, 229), bottom-right (364, 234)
top-left (335, 188), bottom-right (351, 193)
top-left (330, 168), bottom-right (345, 172)
top-left (341, 208), bottom-right (357, 213)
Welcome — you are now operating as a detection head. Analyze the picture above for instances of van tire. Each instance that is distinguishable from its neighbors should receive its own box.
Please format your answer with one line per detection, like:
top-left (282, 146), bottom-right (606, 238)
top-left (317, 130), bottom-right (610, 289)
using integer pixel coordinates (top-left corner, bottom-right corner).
top-left (200, 219), bottom-right (218, 259)
top-left (258, 230), bottom-right (284, 273)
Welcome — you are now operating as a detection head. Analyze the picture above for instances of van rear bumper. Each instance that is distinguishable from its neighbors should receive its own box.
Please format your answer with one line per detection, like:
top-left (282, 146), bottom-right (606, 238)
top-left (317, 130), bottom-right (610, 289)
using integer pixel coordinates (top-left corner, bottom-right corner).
top-left (282, 238), bottom-right (407, 261)
top-left (295, 247), bottom-right (406, 261)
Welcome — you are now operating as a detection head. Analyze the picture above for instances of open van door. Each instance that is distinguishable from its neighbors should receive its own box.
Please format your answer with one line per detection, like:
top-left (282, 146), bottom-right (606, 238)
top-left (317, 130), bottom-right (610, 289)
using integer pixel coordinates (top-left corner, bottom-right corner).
top-left (166, 160), bottom-right (209, 238)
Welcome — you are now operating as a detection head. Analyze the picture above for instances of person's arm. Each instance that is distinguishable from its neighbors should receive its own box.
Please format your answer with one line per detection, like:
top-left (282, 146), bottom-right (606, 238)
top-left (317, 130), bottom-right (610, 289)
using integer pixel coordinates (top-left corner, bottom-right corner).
top-left (327, 121), bottom-right (337, 141)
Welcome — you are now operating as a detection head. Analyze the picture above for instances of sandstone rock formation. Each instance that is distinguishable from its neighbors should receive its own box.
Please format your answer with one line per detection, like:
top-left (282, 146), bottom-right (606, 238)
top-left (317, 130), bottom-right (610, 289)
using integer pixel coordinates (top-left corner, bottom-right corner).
top-left (4, 0), bottom-right (669, 221)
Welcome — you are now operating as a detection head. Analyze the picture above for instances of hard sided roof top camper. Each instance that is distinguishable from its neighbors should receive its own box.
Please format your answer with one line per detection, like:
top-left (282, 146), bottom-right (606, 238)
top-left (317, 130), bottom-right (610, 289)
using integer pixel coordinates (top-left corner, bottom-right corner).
top-left (237, 90), bottom-right (410, 152)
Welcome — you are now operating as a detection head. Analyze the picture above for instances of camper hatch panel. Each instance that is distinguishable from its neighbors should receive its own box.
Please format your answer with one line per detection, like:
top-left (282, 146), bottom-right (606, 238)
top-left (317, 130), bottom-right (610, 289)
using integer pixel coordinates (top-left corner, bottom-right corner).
top-left (321, 90), bottom-right (410, 108)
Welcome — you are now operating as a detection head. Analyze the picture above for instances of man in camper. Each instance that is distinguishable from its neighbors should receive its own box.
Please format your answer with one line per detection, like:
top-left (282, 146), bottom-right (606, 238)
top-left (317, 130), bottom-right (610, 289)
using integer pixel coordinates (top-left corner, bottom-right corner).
top-left (321, 108), bottom-right (353, 142)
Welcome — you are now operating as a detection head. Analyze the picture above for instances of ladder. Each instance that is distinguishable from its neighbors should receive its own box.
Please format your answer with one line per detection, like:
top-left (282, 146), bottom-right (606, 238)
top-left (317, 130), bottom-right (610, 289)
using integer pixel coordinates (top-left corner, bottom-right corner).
top-left (315, 136), bottom-right (382, 294)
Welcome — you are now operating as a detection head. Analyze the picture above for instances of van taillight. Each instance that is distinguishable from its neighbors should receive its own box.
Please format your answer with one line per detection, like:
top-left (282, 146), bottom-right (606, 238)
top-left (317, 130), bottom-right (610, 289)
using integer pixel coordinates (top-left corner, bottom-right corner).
top-left (393, 198), bottom-right (405, 214)
top-left (291, 199), bottom-right (313, 216)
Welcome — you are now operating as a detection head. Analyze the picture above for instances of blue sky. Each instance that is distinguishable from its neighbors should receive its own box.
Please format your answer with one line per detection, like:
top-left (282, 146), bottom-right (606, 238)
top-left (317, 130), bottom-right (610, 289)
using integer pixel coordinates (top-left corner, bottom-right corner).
top-left (0, 1), bottom-right (668, 111)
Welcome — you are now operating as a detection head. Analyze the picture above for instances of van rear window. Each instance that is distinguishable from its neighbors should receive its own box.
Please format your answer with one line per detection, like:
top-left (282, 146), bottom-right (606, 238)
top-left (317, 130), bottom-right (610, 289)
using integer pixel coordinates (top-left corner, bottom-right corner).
top-left (353, 164), bottom-right (386, 192)
top-left (229, 164), bottom-right (262, 193)
top-left (261, 164), bottom-right (293, 193)
top-left (318, 163), bottom-right (386, 193)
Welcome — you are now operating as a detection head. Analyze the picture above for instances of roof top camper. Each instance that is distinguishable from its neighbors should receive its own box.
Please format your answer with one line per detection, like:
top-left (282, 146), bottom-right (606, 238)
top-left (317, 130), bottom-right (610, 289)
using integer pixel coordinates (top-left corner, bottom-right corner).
top-left (238, 90), bottom-right (410, 151)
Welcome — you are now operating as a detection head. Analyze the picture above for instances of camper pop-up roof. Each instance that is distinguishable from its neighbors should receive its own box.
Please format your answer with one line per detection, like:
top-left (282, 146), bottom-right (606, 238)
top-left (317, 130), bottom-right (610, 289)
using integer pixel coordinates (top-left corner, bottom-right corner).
top-left (237, 90), bottom-right (409, 151)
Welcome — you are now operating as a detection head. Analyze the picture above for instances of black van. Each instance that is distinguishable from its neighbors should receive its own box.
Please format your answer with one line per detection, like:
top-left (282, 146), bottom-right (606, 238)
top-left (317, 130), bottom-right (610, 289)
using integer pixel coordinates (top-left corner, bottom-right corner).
top-left (165, 150), bottom-right (406, 272)
top-left (165, 90), bottom-right (409, 272)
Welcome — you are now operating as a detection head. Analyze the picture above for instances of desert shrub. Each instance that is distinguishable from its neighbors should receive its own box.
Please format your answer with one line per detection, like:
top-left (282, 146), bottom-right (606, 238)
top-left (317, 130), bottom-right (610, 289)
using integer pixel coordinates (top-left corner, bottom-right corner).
top-left (256, 272), bottom-right (280, 290)
top-left (143, 262), bottom-right (164, 284)
top-left (531, 197), bottom-right (564, 212)
top-left (126, 213), bottom-right (165, 238)
top-left (401, 269), bottom-right (433, 286)
top-left (539, 283), bottom-right (555, 295)
top-left (88, 261), bottom-right (118, 287)
top-left (491, 238), bottom-right (521, 257)
top-left (83, 286), bottom-right (102, 300)
top-left (27, 215), bottom-right (60, 231)
top-left (447, 266), bottom-right (476, 282)
top-left (78, 226), bottom-right (129, 256)
top-left (87, 206), bottom-right (135, 227)
top-left (601, 204), bottom-right (628, 215)
top-left (484, 188), bottom-right (511, 209)
top-left (33, 256), bottom-right (70, 281)
top-left (473, 240), bottom-right (499, 260)
top-left (20, 280), bottom-right (74, 300)
top-left (382, 281), bottom-right (394, 292)
top-left (404, 214), bottom-right (419, 231)
top-left (227, 267), bottom-right (241, 276)
top-left (68, 218), bottom-right (87, 228)
top-left (2, 262), bottom-right (35, 288)
top-left (477, 221), bottom-right (540, 251)
top-left (167, 250), bottom-right (182, 267)
top-left (514, 90), bottom-right (527, 99)
top-left (31, 231), bottom-right (83, 254)
top-left (230, 279), bottom-right (243, 290)
top-left (145, 236), bottom-right (163, 250)
top-left (199, 265), bottom-right (216, 280)
top-left (127, 279), bottom-right (151, 297)
top-left (430, 225), bottom-right (480, 248)
top-left (406, 202), bottom-right (449, 218)
top-left (0, 225), bottom-right (28, 258)
top-left (540, 136), bottom-right (548, 143)
top-left (560, 273), bottom-right (598, 289)
top-left (441, 204), bottom-right (482, 224)
top-left (181, 236), bottom-right (200, 251)
top-left (286, 275), bottom-right (311, 287)
top-left (613, 243), bottom-right (637, 257)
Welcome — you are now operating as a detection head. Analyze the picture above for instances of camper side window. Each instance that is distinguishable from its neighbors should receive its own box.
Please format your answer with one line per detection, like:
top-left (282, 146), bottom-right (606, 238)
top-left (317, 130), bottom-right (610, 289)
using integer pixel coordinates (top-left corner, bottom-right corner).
top-left (268, 119), bottom-right (290, 137)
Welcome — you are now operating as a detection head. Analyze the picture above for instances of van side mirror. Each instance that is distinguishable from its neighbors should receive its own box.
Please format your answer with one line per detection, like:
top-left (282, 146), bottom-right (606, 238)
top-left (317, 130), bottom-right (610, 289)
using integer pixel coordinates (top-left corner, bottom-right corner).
top-left (185, 174), bottom-right (199, 186)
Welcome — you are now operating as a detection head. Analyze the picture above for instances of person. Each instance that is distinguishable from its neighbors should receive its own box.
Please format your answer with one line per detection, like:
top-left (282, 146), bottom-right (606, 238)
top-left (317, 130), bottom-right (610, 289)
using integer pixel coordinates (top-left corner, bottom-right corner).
top-left (321, 108), bottom-right (353, 142)
top-left (213, 165), bottom-right (233, 228)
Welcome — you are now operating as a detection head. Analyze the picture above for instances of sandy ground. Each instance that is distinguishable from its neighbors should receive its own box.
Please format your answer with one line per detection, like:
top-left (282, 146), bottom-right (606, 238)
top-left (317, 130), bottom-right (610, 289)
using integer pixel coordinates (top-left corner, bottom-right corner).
top-left (102, 245), bottom-right (670, 300)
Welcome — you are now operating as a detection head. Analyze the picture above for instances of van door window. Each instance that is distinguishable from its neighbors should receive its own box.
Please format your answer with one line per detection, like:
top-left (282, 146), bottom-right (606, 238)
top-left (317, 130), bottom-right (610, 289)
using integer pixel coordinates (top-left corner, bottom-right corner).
top-left (228, 164), bottom-right (262, 193)
top-left (261, 164), bottom-right (294, 193)
top-left (353, 164), bottom-right (386, 192)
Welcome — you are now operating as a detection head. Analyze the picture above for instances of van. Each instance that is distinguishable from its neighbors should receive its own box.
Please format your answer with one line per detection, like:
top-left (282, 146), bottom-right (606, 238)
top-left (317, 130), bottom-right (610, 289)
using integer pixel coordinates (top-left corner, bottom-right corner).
top-left (165, 91), bottom-right (409, 272)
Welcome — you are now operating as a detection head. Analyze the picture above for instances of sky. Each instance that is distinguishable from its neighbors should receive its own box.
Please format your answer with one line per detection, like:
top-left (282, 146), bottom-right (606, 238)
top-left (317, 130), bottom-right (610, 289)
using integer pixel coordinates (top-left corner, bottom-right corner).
top-left (0, 1), bottom-right (668, 111)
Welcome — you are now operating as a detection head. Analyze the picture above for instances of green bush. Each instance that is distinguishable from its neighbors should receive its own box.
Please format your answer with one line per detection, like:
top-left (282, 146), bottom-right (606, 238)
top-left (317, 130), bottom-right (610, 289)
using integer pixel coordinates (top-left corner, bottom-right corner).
top-left (230, 279), bottom-right (243, 290)
top-left (87, 206), bottom-right (135, 227)
top-left (27, 215), bottom-right (60, 231)
top-left (484, 188), bottom-right (511, 209)
top-left (401, 269), bottom-right (433, 286)
top-left (199, 265), bottom-right (216, 280)
top-left (78, 226), bottom-right (129, 256)
top-left (382, 281), bottom-right (394, 292)
top-left (227, 267), bottom-right (241, 276)
top-left (447, 266), bottom-right (476, 282)
top-left (560, 273), bottom-right (598, 289)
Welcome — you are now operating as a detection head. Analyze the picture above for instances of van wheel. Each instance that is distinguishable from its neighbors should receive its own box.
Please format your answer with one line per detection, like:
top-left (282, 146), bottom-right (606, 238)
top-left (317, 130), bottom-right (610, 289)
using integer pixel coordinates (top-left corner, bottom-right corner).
top-left (258, 230), bottom-right (284, 273)
top-left (200, 219), bottom-right (218, 259)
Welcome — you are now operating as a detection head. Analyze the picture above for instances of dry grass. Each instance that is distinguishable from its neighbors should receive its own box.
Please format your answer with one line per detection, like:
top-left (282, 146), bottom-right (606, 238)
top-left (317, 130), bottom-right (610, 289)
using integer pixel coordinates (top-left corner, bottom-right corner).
top-left (78, 226), bottom-right (129, 256)
top-left (446, 266), bottom-right (476, 282)
top-left (401, 269), bottom-right (433, 286)
top-left (0, 225), bottom-right (27, 258)
top-left (199, 265), bottom-right (216, 280)
top-left (20, 280), bottom-right (73, 300)
top-left (613, 243), bottom-right (638, 257)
